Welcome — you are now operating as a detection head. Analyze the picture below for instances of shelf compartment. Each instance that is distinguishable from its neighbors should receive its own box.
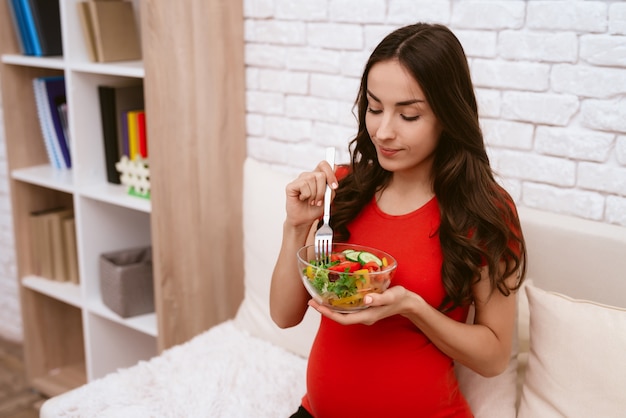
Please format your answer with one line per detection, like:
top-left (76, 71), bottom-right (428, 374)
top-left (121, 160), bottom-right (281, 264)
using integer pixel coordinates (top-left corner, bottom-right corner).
top-left (21, 290), bottom-right (86, 397)
top-left (76, 196), bottom-right (151, 303)
top-left (22, 275), bottom-right (82, 308)
top-left (85, 314), bottom-right (157, 380)
top-left (68, 71), bottom-right (144, 186)
top-left (1, 65), bottom-right (65, 173)
top-left (10, 184), bottom-right (74, 279)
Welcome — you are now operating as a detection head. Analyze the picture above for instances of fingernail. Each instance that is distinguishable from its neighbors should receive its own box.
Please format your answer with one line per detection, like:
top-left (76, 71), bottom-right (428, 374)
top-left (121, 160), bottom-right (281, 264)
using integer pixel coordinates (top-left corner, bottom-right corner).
top-left (332, 182), bottom-right (338, 189)
top-left (364, 295), bottom-right (372, 304)
top-left (317, 200), bottom-right (323, 206)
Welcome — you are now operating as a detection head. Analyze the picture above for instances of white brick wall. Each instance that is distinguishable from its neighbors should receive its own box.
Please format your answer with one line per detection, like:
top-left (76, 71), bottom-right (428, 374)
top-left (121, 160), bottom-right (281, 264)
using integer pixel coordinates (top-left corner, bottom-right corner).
top-left (0, 80), bottom-right (21, 342)
top-left (243, 0), bottom-right (626, 228)
top-left (1, 0), bottom-right (625, 341)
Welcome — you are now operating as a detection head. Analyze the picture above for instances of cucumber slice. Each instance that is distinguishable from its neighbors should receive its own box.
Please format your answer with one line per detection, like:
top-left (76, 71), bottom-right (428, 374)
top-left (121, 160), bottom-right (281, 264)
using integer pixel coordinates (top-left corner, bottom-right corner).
top-left (357, 251), bottom-right (383, 266)
top-left (343, 250), bottom-right (361, 262)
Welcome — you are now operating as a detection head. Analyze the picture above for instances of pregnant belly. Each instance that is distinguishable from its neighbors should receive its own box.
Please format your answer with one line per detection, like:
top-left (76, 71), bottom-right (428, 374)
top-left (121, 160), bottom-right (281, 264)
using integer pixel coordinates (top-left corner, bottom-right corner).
top-left (304, 319), bottom-right (472, 418)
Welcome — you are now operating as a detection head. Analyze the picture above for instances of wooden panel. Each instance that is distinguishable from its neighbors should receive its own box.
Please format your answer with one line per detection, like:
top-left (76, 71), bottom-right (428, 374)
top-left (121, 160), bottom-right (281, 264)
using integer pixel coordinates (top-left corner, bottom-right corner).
top-left (141, 0), bottom-right (246, 350)
top-left (0, 0), bottom-right (20, 55)
top-left (22, 290), bottom-right (86, 396)
top-left (31, 363), bottom-right (87, 398)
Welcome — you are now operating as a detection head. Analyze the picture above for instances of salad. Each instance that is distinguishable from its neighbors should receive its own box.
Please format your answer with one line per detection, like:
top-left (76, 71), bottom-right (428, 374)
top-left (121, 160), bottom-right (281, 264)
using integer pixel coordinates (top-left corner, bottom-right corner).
top-left (302, 247), bottom-right (395, 310)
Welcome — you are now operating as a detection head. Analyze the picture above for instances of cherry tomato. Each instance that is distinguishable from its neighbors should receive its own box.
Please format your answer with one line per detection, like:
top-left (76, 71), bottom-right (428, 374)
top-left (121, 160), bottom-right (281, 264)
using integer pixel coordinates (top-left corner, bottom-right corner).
top-left (328, 261), bottom-right (362, 273)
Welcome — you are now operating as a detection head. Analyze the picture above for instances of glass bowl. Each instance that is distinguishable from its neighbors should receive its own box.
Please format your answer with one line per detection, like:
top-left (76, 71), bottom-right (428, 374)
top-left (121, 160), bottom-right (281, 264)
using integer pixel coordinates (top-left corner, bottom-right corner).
top-left (297, 243), bottom-right (398, 313)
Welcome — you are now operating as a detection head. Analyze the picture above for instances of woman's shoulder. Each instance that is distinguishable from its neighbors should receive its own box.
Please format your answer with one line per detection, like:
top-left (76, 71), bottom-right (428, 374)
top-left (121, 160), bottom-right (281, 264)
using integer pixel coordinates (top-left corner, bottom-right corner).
top-left (493, 184), bottom-right (520, 220)
top-left (335, 164), bottom-right (350, 181)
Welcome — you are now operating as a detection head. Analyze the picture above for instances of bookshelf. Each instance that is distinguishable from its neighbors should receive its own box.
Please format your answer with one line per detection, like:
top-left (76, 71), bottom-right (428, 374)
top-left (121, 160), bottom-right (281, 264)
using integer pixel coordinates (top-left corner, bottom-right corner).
top-left (0, 0), bottom-right (246, 397)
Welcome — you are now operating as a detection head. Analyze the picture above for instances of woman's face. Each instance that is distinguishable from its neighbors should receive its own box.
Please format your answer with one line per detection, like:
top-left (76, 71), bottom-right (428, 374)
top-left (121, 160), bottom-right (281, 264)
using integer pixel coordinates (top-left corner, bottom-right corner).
top-left (365, 59), bottom-right (443, 178)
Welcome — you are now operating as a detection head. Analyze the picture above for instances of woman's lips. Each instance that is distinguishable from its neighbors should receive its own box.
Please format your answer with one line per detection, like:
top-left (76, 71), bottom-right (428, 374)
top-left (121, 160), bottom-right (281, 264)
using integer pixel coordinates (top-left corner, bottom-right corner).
top-left (379, 146), bottom-right (399, 157)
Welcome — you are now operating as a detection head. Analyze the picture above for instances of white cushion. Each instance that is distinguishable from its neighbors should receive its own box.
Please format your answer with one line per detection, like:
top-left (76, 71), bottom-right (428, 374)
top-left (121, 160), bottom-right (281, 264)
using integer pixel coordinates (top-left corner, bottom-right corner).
top-left (518, 284), bottom-right (626, 418)
top-left (40, 321), bottom-right (308, 418)
top-left (234, 158), bottom-right (319, 358)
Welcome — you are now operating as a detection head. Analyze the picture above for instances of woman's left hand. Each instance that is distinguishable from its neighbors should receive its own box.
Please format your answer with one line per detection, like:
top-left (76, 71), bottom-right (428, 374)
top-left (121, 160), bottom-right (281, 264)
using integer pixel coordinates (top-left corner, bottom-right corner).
top-left (308, 286), bottom-right (416, 326)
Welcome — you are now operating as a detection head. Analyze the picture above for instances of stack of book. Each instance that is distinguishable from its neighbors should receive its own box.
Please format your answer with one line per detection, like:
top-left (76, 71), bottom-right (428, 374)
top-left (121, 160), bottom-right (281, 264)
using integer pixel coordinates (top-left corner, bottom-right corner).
top-left (33, 76), bottom-right (71, 170)
top-left (30, 207), bottom-right (79, 284)
top-left (97, 83), bottom-right (147, 184)
top-left (77, 0), bottom-right (141, 62)
top-left (7, 0), bottom-right (63, 56)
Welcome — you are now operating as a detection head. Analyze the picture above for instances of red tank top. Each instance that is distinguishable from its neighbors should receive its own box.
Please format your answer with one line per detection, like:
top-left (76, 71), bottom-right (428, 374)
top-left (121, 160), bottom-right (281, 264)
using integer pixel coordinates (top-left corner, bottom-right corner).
top-left (301, 197), bottom-right (473, 418)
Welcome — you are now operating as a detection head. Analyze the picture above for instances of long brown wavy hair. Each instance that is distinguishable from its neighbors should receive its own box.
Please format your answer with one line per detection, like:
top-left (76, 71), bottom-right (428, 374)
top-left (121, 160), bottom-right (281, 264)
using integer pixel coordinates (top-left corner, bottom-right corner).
top-left (331, 23), bottom-right (526, 311)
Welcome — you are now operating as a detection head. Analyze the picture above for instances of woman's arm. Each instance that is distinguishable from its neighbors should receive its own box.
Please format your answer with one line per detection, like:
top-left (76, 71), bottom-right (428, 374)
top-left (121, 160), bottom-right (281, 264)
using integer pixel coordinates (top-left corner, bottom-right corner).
top-left (270, 162), bottom-right (338, 329)
top-left (402, 266), bottom-right (518, 376)
top-left (270, 221), bottom-right (315, 328)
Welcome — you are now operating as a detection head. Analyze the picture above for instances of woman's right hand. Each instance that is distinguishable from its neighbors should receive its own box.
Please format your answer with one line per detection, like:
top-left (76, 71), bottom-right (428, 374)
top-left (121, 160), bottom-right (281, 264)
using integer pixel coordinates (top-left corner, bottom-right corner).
top-left (271, 160), bottom-right (338, 328)
top-left (284, 160), bottom-right (338, 228)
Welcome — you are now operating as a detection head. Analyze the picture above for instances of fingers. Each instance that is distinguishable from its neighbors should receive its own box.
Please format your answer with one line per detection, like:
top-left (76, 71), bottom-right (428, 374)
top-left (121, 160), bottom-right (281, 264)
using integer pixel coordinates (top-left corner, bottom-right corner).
top-left (286, 172), bottom-right (324, 206)
top-left (317, 160), bottom-right (338, 191)
top-left (307, 287), bottom-right (407, 326)
top-left (308, 299), bottom-right (372, 325)
top-left (287, 161), bottom-right (338, 206)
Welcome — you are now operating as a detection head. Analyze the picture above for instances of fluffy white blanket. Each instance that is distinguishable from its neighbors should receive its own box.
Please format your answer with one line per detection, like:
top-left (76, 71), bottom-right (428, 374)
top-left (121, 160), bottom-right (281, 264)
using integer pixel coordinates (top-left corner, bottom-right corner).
top-left (41, 321), bottom-right (308, 418)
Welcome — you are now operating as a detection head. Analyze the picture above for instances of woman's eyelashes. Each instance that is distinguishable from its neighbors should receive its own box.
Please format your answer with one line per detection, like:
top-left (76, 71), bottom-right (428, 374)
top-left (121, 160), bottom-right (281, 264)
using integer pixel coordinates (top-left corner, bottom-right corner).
top-left (367, 106), bottom-right (420, 121)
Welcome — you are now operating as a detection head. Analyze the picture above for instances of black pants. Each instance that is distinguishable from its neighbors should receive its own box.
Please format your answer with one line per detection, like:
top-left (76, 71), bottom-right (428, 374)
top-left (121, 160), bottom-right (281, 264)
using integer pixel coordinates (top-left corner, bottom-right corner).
top-left (290, 405), bottom-right (314, 418)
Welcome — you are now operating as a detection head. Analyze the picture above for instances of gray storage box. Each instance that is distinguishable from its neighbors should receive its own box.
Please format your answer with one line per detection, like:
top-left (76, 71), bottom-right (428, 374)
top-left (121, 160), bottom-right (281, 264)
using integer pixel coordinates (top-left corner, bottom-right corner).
top-left (99, 246), bottom-right (154, 318)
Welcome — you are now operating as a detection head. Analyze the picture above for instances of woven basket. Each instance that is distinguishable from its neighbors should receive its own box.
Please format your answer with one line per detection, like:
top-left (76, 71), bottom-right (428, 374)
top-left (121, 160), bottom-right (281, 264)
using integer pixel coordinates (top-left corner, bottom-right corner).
top-left (99, 246), bottom-right (154, 318)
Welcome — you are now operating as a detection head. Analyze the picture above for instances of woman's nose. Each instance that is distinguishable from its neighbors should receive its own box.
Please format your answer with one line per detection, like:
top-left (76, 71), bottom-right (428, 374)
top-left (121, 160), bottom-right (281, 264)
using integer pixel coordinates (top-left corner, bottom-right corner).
top-left (375, 114), bottom-right (395, 140)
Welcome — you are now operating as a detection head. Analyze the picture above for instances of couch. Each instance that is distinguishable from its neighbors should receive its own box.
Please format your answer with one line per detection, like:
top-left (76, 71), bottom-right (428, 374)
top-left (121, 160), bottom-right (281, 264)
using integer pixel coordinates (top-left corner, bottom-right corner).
top-left (40, 157), bottom-right (626, 417)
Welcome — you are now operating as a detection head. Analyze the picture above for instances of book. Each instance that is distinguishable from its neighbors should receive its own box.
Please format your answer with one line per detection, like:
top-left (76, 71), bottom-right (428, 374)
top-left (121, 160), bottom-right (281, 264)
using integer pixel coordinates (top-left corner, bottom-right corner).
top-left (29, 212), bottom-right (46, 277)
top-left (33, 77), bottom-right (63, 169)
top-left (47, 209), bottom-right (74, 282)
top-left (15, 0), bottom-right (42, 56)
top-left (120, 106), bottom-right (130, 157)
top-left (57, 100), bottom-right (69, 148)
top-left (63, 217), bottom-right (79, 284)
top-left (126, 109), bottom-right (140, 160)
top-left (98, 83), bottom-right (144, 183)
top-left (87, 0), bottom-right (142, 62)
top-left (27, 0), bottom-right (63, 56)
top-left (29, 206), bottom-right (67, 279)
top-left (7, 0), bottom-right (27, 54)
top-left (137, 110), bottom-right (147, 158)
top-left (9, 0), bottom-right (35, 55)
top-left (42, 77), bottom-right (71, 168)
top-left (77, 1), bottom-right (98, 62)
top-left (32, 76), bottom-right (70, 169)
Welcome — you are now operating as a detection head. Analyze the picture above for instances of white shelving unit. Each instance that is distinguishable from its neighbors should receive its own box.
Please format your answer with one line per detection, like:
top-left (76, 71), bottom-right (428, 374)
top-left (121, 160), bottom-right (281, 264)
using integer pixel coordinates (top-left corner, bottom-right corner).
top-left (1, 0), bottom-right (156, 394)
top-left (1, 0), bottom-right (246, 398)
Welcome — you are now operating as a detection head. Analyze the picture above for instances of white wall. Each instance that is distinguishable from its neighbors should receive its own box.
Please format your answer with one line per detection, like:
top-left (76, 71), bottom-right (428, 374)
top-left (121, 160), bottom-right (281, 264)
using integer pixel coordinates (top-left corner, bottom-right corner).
top-left (1, 0), bottom-right (625, 341)
top-left (0, 79), bottom-right (20, 341)
top-left (244, 0), bottom-right (626, 224)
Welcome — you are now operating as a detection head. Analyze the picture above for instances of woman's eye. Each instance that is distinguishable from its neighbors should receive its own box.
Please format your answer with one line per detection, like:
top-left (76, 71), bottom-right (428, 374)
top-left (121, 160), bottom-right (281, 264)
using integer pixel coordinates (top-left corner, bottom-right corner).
top-left (401, 114), bottom-right (420, 121)
top-left (367, 107), bottom-right (382, 115)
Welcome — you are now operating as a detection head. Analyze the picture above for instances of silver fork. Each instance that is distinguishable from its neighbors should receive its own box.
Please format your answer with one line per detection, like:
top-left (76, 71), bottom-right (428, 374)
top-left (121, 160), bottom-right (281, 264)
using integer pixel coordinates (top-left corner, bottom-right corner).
top-left (315, 147), bottom-right (336, 263)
